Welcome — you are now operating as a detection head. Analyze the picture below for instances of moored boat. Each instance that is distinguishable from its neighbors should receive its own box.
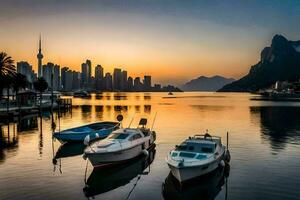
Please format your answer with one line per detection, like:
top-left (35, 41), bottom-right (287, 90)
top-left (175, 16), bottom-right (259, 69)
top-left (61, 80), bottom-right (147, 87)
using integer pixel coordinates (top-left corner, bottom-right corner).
top-left (84, 118), bottom-right (156, 168)
top-left (166, 132), bottom-right (230, 182)
top-left (53, 121), bottom-right (120, 143)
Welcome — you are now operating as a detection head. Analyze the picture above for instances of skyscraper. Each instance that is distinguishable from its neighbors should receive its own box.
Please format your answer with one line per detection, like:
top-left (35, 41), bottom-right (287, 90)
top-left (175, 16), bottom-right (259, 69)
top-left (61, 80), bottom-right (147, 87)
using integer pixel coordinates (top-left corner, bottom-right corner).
top-left (72, 71), bottom-right (81, 90)
top-left (134, 77), bottom-right (142, 91)
top-left (86, 59), bottom-right (92, 84)
top-left (81, 59), bottom-right (92, 89)
top-left (53, 64), bottom-right (60, 91)
top-left (113, 68), bottom-right (122, 91)
top-left (127, 76), bottom-right (133, 91)
top-left (95, 65), bottom-right (104, 91)
top-left (42, 62), bottom-right (54, 88)
top-left (61, 67), bottom-right (69, 90)
top-left (143, 75), bottom-right (152, 91)
top-left (17, 61), bottom-right (36, 88)
top-left (121, 70), bottom-right (128, 91)
top-left (105, 73), bottom-right (113, 91)
top-left (37, 35), bottom-right (43, 78)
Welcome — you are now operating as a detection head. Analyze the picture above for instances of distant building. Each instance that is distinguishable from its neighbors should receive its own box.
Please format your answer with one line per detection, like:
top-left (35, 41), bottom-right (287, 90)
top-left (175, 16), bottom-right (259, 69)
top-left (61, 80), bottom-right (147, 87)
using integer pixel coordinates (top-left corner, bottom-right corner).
top-left (42, 62), bottom-right (60, 91)
top-left (105, 73), bottom-right (113, 91)
top-left (134, 77), bottom-right (142, 91)
top-left (113, 68), bottom-right (122, 91)
top-left (53, 64), bottom-right (60, 91)
top-left (65, 70), bottom-right (73, 91)
top-left (72, 71), bottom-right (81, 90)
top-left (121, 70), bottom-right (128, 91)
top-left (17, 61), bottom-right (36, 88)
top-left (143, 75), bottom-right (151, 91)
top-left (42, 62), bottom-right (54, 89)
top-left (154, 84), bottom-right (161, 91)
top-left (127, 76), bottom-right (133, 91)
top-left (61, 67), bottom-right (69, 90)
top-left (95, 65), bottom-right (104, 91)
top-left (81, 59), bottom-right (92, 89)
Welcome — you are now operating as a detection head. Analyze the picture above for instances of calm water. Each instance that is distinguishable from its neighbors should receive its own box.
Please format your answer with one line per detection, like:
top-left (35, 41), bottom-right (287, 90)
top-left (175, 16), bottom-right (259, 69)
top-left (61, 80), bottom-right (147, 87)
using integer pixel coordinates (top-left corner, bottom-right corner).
top-left (1, 92), bottom-right (300, 200)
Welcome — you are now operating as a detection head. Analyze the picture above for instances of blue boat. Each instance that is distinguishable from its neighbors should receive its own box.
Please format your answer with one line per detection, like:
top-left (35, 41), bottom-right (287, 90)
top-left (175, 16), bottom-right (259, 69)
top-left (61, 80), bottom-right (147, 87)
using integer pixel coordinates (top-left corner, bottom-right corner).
top-left (53, 121), bottom-right (120, 143)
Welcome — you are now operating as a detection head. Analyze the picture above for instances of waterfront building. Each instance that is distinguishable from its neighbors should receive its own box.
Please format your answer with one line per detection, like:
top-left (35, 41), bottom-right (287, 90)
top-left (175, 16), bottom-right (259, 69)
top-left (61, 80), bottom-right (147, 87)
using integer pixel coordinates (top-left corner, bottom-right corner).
top-left (42, 62), bottom-right (54, 89)
top-left (154, 84), bottom-right (161, 91)
top-left (42, 62), bottom-right (60, 91)
top-left (113, 68), bottom-right (122, 91)
top-left (81, 60), bottom-right (92, 89)
top-left (53, 64), bottom-right (60, 91)
top-left (105, 73), bottom-right (113, 91)
top-left (17, 61), bottom-right (36, 88)
top-left (134, 77), bottom-right (142, 91)
top-left (121, 70), bottom-right (128, 91)
top-left (61, 67), bottom-right (69, 90)
top-left (95, 65), bottom-right (104, 91)
top-left (65, 70), bottom-right (73, 91)
top-left (143, 75), bottom-right (152, 91)
top-left (72, 71), bottom-right (81, 90)
top-left (127, 76), bottom-right (133, 91)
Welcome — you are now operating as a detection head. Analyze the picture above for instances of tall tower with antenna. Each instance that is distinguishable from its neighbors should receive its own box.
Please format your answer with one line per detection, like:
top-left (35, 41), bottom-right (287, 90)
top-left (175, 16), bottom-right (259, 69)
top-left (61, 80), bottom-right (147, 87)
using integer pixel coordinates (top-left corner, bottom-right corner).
top-left (37, 35), bottom-right (43, 78)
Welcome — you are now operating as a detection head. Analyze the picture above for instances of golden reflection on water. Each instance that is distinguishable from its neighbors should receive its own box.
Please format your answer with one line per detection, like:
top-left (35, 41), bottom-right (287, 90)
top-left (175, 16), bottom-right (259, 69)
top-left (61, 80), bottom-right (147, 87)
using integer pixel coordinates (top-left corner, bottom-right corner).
top-left (1, 92), bottom-right (300, 200)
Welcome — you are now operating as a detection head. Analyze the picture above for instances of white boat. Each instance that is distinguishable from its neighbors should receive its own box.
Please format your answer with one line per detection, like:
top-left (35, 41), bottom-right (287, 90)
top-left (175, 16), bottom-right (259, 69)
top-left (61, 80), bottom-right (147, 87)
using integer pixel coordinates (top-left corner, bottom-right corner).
top-left (166, 133), bottom-right (230, 182)
top-left (84, 118), bottom-right (156, 168)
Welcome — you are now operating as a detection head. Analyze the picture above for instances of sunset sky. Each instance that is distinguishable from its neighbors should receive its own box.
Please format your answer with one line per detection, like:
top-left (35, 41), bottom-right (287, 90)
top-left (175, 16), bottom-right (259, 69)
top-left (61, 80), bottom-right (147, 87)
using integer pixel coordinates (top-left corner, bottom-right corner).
top-left (1, 0), bottom-right (300, 85)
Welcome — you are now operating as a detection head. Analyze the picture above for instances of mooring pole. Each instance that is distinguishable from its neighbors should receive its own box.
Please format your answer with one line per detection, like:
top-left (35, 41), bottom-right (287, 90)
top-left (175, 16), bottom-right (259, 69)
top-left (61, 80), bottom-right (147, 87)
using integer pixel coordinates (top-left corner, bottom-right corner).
top-left (227, 132), bottom-right (229, 150)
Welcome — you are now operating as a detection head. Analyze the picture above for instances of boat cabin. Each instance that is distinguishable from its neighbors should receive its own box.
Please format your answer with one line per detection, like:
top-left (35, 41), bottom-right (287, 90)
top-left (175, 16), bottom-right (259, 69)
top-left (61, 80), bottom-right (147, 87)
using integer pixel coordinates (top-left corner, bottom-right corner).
top-left (107, 128), bottom-right (145, 142)
top-left (170, 134), bottom-right (222, 160)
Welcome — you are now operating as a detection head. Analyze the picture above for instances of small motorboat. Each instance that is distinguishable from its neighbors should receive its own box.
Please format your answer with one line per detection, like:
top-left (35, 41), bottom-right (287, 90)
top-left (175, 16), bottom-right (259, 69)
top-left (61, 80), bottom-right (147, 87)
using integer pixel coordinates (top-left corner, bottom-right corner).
top-left (53, 121), bottom-right (120, 143)
top-left (84, 118), bottom-right (156, 168)
top-left (166, 132), bottom-right (230, 182)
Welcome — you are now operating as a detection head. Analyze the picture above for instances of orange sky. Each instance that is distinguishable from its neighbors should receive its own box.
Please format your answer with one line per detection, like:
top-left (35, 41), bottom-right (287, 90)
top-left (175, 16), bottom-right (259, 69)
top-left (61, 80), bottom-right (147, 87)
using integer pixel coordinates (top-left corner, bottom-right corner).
top-left (1, 1), bottom-right (299, 85)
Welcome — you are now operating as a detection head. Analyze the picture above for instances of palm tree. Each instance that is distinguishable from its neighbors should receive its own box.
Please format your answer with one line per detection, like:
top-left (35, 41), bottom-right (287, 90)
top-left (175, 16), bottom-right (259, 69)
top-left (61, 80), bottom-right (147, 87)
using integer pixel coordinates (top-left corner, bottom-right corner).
top-left (12, 73), bottom-right (29, 111)
top-left (0, 52), bottom-right (16, 100)
top-left (33, 77), bottom-right (48, 112)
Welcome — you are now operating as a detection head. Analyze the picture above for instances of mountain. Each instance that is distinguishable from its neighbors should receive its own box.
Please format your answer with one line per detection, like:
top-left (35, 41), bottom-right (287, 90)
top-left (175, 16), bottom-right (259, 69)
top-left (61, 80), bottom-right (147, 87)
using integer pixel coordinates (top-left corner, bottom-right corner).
top-left (181, 75), bottom-right (235, 91)
top-left (219, 34), bottom-right (300, 92)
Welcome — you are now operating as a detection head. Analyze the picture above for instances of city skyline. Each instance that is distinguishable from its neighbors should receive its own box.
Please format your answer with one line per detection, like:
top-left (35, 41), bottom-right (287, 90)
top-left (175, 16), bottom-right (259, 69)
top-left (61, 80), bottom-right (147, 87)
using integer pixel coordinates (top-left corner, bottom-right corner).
top-left (1, 0), bottom-right (300, 85)
top-left (16, 37), bottom-right (180, 93)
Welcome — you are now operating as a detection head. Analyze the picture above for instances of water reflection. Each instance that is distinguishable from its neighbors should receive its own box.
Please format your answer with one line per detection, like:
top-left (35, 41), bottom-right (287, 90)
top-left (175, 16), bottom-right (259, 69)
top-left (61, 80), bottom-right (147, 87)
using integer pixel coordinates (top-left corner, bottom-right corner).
top-left (54, 143), bottom-right (85, 160)
top-left (113, 93), bottom-right (128, 100)
top-left (83, 147), bottom-right (156, 198)
top-left (162, 165), bottom-right (230, 200)
top-left (17, 114), bottom-right (38, 132)
top-left (0, 123), bottom-right (18, 163)
top-left (250, 106), bottom-right (300, 151)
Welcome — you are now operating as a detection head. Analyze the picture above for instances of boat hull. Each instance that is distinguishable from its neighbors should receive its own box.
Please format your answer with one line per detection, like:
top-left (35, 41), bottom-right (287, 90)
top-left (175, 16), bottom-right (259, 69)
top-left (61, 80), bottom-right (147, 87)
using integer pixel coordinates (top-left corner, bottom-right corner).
top-left (86, 143), bottom-right (155, 168)
top-left (168, 152), bottom-right (225, 182)
top-left (53, 122), bottom-right (119, 143)
top-left (53, 130), bottom-right (109, 143)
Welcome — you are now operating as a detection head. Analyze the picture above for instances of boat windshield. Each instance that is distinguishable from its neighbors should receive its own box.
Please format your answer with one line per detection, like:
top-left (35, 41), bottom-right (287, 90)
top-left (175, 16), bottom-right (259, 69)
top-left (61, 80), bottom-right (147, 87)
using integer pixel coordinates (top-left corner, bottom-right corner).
top-left (176, 142), bottom-right (215, 153)
top-left (108, 133), bottom-right (129, 140)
